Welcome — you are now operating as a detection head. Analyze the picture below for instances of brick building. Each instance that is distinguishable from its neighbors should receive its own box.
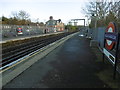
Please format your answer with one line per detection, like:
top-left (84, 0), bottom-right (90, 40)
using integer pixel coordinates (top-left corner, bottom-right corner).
top-left (45, 16), bottom-right (64, 33)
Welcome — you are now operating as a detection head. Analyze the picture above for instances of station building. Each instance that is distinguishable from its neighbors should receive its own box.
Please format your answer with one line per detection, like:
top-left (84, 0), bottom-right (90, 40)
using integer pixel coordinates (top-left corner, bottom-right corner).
top-left (45, 16), bottom-right (64, 33)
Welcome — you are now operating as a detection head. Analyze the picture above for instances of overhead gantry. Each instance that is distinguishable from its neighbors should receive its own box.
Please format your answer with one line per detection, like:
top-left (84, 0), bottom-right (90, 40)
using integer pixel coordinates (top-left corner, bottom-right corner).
top-left (69, 19), bottom-right (85, 27)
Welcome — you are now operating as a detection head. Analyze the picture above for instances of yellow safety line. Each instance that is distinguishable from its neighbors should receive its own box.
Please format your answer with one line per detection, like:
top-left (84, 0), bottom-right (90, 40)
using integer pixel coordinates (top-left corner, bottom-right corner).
top-left (0, 46), bottom-right (48, 73)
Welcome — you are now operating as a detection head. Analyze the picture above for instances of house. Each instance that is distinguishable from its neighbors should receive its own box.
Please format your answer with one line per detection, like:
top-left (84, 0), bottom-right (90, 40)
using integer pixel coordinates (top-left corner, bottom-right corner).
top-left (45, 16), bottom-right (64, 33)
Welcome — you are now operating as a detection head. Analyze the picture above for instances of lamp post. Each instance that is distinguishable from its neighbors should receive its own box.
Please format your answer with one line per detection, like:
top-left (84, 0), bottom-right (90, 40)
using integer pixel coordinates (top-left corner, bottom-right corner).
top-left (92, 1), bottom-right (98, 40)
top-left (85, 15), bottom-right (89, 37)
top-left (95, 1), bottom-right (98, 40)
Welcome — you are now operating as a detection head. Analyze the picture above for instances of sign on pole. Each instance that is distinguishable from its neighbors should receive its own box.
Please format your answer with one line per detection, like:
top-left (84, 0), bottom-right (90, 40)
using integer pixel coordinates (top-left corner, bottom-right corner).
top-left (103, 22), bottom-right (119, 79)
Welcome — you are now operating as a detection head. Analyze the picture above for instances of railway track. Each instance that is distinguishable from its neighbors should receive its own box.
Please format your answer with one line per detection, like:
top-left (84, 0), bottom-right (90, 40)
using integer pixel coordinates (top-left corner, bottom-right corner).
top-left (0, 32), bottom-right (74, 71)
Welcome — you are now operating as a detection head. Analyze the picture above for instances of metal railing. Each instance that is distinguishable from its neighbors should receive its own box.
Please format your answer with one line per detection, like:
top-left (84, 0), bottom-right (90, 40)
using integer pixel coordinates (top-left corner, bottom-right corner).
top-left (1, 24), bottom-right (45, 38)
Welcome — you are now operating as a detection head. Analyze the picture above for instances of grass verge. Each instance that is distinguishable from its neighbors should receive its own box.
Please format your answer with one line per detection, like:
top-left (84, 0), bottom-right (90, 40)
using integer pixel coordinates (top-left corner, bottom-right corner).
top-left (91, 47), bottom-right (120, 88)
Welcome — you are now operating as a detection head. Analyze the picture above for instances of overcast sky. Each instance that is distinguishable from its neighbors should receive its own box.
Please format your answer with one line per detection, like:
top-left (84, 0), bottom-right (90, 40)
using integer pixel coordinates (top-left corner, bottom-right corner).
top-left (0, 0), bottom-right (92, 25)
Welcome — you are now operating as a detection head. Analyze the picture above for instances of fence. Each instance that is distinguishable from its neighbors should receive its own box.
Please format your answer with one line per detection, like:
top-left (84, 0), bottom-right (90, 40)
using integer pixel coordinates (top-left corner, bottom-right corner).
top-left (89, 27), bottom-right (120, 49)
top-left (97, 27), bottom-right (106, 49)
top-left (88, 26), bottom-right (120, 76)
top-left (87, 27), bottom-right (110, 48)
top-left (1, 24), bottom-right (46, 38)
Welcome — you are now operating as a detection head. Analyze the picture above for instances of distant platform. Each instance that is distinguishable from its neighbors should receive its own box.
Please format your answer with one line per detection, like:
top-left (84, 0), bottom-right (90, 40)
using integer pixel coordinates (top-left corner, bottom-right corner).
top-left (0, 32), bottom-right (63, 44)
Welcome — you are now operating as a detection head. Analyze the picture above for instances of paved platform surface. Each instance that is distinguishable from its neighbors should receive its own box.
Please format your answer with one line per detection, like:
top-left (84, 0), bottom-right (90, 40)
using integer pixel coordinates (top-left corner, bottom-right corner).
top-left (3, 33), bottom-right (110, 88)
top-left (1, 32), bottom-right (63, 44)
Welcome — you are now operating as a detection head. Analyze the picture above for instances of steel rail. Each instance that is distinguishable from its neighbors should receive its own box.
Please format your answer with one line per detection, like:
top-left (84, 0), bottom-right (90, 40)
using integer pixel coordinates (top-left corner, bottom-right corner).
top-left (0, 32), bottom-right (71, 70)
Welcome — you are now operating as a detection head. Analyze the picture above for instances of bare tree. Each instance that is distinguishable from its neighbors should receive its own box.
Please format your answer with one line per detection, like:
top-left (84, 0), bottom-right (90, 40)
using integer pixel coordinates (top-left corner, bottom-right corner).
top-left (84, 1), bottom-right (111, 18)
top-left (82, 0), bottom-right (119, 27)
top-left (11, 10), bottom-right (30, 20)
top-left (10, 10), bottom-right (30, 25)
top-left (11, 11), bottom-right (19, 19)
top-left (110, 1), bottom-right (120, 23)
top-left (18, 10), bottom-right (30, 20)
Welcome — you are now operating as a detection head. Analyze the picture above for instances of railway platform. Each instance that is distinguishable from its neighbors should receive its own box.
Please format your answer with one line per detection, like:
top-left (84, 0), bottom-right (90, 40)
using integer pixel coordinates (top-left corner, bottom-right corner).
top-left (3, 32), bottom-right (112, 88)
top-left (0, 32), bottom-right (63, 44)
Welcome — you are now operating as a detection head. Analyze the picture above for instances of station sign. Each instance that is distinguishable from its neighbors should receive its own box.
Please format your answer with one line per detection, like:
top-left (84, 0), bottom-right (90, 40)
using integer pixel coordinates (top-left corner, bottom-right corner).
top-left (103, 22), bottom-right (119, 79)
top-left (104, 22), bottom-right (118, 64)
top-left (104, 22), bottom-right (118, 50)
top-left (105, 32), bottom-right (117, 42)
top-left (103, 48), bottom-right (115, 64)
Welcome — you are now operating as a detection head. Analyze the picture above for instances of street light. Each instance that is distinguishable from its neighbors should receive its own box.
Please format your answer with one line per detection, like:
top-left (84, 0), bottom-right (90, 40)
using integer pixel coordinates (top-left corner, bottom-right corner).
top-left (85, 15), bottom-right (89, 26)
top-left (85, 15), bottom-right (90, 38)
top-left (94, 1), bottom-right (98, 40)
top-left (90, 2), bottom-right (98, 40)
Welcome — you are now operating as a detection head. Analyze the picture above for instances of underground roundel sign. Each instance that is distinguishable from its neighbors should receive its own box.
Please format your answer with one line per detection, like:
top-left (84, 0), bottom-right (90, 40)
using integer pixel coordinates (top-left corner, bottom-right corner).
top-left (105, 22), bottom-right (116, 50)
